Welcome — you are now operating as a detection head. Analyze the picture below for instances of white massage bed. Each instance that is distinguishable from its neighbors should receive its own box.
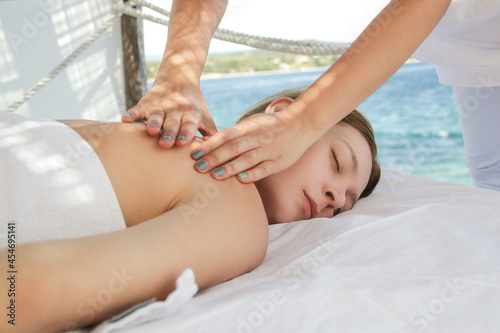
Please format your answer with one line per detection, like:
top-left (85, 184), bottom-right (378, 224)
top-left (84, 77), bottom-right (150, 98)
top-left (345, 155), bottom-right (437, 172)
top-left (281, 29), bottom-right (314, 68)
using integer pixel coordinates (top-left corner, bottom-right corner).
top-left (84, 168), bottom-right (500, 333)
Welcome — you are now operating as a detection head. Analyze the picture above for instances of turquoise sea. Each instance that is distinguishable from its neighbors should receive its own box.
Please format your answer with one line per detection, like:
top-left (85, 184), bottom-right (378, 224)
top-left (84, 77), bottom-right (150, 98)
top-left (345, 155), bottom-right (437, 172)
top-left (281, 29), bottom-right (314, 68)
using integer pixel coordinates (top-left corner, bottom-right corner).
top-left (182, 63), bottom-right (473, 185)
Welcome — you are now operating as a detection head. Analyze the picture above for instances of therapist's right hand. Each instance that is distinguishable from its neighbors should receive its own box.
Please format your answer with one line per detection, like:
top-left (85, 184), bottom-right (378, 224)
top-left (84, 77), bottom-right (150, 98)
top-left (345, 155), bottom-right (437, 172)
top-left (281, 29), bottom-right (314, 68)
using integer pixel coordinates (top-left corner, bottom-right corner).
top-left (122, 75), bottom-right (218, 148)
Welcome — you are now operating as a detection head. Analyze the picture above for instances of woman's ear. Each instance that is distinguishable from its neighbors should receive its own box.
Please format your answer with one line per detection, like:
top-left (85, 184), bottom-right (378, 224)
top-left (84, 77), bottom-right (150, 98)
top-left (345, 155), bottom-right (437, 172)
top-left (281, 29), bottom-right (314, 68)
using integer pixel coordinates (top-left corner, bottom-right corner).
top-left (264, 97), bottom-right (294, 114)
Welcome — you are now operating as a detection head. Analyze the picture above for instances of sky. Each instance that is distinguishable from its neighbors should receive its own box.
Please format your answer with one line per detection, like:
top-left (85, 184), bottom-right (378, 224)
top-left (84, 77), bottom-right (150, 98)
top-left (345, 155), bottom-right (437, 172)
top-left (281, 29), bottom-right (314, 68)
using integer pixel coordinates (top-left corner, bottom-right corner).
top-left (143, 0), bottom-right (391, 58)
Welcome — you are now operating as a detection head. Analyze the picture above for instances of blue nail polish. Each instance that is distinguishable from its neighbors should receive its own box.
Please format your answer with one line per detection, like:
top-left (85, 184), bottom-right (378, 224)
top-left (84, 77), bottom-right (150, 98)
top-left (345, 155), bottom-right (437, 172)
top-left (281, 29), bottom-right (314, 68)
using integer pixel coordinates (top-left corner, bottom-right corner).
top-left (197, 160), bottom-right (208, 171)
top-left (239, 172), bottom-right (248, 180)
top-left (161, 135), bottom-right (172, 141)
top-left (124, 113), bottom-right (132, 119)
top-left (214, 168), bottom-right (225, 177)
top-left (193, 150), bottom-right (204, 160)
top-left (177, 135), bottom-right (186, 141)
top-left (149, 122), bottom-right (159, 128)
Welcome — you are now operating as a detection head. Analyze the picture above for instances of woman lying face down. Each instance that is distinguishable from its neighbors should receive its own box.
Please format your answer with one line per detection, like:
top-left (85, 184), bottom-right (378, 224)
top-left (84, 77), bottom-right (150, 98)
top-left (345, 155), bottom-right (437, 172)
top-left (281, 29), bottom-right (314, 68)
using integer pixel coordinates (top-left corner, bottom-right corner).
top-left (57, 88), bottom-right (379, 229)
top-left (0, 89), bottom-right (379, 332)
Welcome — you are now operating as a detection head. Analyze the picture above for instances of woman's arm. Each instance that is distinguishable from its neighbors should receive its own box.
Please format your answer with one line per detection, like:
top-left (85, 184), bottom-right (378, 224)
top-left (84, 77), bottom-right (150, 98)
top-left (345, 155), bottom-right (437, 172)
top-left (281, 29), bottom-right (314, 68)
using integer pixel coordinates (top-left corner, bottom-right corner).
top-left (192, 0), bottom-right (452, 182)
top-left (1, 177), bottom-right (267, 332)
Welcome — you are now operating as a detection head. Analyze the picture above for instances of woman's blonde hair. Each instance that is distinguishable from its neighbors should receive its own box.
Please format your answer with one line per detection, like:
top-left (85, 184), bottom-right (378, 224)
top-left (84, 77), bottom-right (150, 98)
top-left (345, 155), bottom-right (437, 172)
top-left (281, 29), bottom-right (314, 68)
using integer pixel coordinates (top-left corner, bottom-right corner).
top-left (238, 88), bottom-right (381, 198)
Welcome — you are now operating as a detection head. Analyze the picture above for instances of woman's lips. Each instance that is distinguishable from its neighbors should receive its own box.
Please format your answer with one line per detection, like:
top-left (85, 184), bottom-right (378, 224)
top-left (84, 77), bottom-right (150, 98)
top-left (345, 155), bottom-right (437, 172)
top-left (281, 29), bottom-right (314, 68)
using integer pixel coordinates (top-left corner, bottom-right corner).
top-left (303, 191), bottom-right (319, 220)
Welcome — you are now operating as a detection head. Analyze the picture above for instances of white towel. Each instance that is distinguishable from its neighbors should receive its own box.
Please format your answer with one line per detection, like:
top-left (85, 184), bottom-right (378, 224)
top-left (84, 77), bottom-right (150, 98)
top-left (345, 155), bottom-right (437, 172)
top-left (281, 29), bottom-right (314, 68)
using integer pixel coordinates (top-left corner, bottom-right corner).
top-left (0, 111), bottom-right (126, 245)
top-left (89, 268), bottom-right (198, 333)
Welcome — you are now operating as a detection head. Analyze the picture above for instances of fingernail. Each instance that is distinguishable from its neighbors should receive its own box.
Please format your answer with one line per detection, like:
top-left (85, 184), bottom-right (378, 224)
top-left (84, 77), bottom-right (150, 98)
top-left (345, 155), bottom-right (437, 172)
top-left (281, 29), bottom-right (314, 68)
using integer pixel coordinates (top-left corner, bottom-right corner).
top-left (239, 172), bottom-right (248, 180)
top-left (149, 122), bottom-right (159, 128)
top-left (196, 160), bottom-right (208, 171)
top-left (124, 113), bottom-right (132, 119)
top-left (177, 135), bottom-right (186, 141)
top-left (193, 150), bottom-right (204, 160)
top-left (161, 135), bottom-right (172, 141)
top-left (214, 168), bottom-right (225, 177)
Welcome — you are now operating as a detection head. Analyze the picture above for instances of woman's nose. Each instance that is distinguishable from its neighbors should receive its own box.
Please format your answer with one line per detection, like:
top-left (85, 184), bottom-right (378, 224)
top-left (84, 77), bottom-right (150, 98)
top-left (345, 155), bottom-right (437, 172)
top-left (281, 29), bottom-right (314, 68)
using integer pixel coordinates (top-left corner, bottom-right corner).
top-left (325, 188), bottom-right (345, 210)
top-left (318, 190), bottom-right (345, 218)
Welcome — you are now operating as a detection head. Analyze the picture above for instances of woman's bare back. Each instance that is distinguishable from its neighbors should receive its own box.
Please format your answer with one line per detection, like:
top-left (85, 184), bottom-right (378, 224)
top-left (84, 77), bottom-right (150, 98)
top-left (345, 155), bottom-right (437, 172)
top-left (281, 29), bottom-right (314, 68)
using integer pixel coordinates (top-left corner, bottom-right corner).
top-left (60, 120), bottom-right (202, 227)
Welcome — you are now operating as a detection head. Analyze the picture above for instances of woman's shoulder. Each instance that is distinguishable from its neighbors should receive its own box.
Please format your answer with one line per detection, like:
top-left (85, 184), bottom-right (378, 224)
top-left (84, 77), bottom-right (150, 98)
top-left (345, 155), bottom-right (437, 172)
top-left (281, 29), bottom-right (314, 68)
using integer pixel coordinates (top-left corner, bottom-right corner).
top-left (178, 163), bottom-right (269, 236)
top-left (172, 171), bottom-right (269, 285)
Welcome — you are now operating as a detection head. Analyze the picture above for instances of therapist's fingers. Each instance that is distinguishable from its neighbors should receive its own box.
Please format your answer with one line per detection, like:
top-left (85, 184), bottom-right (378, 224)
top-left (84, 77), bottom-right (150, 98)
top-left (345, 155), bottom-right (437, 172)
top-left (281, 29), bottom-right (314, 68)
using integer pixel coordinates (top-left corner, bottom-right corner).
top-left (210, 148), bottom-right (263, 180)
top-left (194, 136), bottom-right (259, 176)
top-left (192, 126), bottom-right (252, 172)
top-left (197, 113), bottom-right (218, 138)
top-left (158, 109), bottom-right (182, 148)
top-left (209, 149), bottom-right (274, 183)
top-left (146, 109), bottom-right (166, 136)
top-left (235, 160), bottom-right (274, 183)
top-left (174, 110), bottom-right (202, 147)
top-left (194, 124), bottom-right (245, 157)
top-left (123, 104), bottom-right (149, 123)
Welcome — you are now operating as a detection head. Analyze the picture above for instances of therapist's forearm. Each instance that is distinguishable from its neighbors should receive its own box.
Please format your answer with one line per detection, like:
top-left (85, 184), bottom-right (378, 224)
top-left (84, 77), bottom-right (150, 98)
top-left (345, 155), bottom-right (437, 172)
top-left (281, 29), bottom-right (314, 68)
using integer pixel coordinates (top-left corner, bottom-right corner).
top-left (289, 0), bottom-right (451, 139)
top-left (156, 0), bottom-right (228, 83)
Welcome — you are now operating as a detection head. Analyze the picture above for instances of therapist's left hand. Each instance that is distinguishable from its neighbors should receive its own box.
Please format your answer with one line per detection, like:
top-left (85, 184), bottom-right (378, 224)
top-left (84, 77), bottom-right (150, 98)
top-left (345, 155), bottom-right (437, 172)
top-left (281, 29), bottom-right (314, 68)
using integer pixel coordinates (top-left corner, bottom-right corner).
top-left (191, 110), bottom-right (313, 183)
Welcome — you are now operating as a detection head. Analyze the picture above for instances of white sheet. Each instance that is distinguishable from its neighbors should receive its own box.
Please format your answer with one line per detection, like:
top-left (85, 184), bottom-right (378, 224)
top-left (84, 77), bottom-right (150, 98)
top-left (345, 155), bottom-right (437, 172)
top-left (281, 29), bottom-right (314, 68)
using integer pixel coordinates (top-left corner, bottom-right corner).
top-left (88, 169), bottom-right (500, 333)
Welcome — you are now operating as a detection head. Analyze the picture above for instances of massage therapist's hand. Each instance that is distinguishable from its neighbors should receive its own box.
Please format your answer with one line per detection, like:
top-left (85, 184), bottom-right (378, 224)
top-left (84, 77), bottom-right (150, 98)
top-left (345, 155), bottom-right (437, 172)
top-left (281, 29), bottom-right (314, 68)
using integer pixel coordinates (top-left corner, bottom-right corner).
top-left (192, 110), bottom-right (314, 183)
top-left (122, 75), bottom-right (218, 148)
top-left (121, 0), bottom-right (228, 147)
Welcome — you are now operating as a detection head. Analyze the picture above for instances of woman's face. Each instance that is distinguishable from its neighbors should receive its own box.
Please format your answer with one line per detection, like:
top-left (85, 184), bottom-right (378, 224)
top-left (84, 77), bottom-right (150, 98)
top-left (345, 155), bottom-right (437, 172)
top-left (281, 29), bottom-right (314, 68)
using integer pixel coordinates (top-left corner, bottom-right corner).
top-left (254, 98), bottom-right (373, 224)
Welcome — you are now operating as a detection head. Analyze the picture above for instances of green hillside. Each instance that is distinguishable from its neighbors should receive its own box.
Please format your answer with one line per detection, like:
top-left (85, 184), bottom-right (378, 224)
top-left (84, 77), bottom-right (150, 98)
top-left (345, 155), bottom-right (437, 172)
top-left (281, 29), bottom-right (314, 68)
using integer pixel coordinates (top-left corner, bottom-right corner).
top-left (146, 50), bottom-right (339, 79)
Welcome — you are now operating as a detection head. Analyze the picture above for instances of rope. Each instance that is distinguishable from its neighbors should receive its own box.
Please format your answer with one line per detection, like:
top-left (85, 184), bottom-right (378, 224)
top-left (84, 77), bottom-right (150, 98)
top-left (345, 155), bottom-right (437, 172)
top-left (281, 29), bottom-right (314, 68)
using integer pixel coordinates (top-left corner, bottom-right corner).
top-left (4, 14), bottom-right (118, 112)
top-left (133, 0), bottom-right (171, 17)
top-left (5, 0), bottom-right (350, 113)
top-left (114, 0), bottom-right (350, 56)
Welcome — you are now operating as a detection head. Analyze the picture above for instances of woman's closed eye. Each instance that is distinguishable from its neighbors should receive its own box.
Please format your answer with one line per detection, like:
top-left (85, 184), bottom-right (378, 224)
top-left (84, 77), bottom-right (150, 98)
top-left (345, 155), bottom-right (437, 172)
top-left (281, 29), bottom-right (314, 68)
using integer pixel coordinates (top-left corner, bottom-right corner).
top-left (331, 150), bottom-right (340, 172)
